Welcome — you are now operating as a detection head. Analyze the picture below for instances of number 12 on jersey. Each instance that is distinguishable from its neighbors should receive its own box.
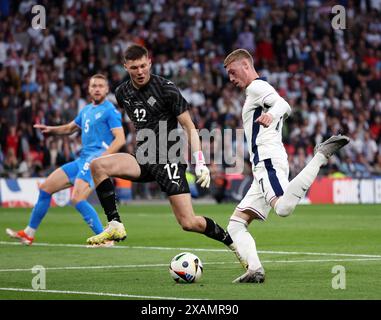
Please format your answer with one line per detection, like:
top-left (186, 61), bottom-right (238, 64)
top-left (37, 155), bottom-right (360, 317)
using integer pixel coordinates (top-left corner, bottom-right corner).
top-left (164, 163), bottom-right (180, 180)
top-left (134, 108), bottom-right (147, 122)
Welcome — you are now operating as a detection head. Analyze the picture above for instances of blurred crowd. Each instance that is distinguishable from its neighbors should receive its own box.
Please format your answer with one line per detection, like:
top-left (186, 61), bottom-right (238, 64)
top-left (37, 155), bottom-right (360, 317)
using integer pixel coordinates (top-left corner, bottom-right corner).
top-left (1, 0), bottom-right (381, 191)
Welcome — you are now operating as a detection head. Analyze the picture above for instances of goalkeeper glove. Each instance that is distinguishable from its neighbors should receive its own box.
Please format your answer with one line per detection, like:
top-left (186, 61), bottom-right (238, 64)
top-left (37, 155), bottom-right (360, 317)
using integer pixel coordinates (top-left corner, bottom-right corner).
top-left (193, 151), bottom-right (210, 188)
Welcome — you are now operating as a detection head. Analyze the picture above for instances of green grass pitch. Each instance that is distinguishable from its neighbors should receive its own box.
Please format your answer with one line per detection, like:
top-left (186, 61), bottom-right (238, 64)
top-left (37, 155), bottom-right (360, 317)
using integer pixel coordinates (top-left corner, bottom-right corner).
top-left (0, 203), bottom-right (380, 300)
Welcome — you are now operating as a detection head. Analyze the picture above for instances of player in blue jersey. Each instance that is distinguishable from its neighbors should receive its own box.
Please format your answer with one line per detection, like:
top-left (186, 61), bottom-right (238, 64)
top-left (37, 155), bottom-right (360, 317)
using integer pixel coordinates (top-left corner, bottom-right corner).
top-left (6, 74), bottom-right (125, 246)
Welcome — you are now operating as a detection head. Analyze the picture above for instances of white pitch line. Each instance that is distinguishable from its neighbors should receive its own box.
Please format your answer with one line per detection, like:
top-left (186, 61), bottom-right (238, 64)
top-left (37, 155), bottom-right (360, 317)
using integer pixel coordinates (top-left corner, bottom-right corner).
top-left (0, 261), bottom-right (238, 272)
top-left (262, 258), bottom-right (381, 264)
top-left (1, 240), bottom-right (381, 258)
top-left (259, 250), bottom-right (381, 258)
top-left (0, 287), bottom-right (203, 300)
top-left (0, 258), bottom-right (380, 273)
top-left (0, 263), bottom-right (170, 272)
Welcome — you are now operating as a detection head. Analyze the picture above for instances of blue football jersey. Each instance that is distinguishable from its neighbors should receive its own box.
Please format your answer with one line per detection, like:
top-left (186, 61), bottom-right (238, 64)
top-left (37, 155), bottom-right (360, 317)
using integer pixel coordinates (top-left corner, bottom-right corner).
top-left (74, 99), bottom-right (122, 158)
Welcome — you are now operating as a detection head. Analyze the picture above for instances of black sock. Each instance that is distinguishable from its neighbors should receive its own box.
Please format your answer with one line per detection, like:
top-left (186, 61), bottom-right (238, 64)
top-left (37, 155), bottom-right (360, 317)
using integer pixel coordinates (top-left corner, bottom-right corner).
top-left (203, 217), bottom-right (233, 246)
top-left (96, 178), bottom-right (121, 222)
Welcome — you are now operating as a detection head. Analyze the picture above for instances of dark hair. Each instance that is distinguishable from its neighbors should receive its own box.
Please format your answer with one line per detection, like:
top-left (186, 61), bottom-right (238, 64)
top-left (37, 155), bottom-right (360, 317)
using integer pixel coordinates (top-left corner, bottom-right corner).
top-left (124, 44), bottom-right (149, 62)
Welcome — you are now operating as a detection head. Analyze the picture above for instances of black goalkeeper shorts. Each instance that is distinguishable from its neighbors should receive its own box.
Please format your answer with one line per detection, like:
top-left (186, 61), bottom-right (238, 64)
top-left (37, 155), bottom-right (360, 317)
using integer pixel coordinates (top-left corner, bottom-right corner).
top-left (133, 162), bottom-right (190, 196)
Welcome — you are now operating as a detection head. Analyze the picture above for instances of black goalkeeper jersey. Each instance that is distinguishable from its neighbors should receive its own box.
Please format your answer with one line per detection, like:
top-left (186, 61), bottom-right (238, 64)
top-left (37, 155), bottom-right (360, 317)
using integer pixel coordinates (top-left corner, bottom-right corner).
top-left (115, 74), bottom-right (189, 164)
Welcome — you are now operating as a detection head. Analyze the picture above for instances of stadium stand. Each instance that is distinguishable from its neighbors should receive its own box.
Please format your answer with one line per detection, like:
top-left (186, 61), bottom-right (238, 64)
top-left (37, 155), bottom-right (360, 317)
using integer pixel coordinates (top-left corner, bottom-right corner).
top-left (0, 0), bottom-right (380, 200)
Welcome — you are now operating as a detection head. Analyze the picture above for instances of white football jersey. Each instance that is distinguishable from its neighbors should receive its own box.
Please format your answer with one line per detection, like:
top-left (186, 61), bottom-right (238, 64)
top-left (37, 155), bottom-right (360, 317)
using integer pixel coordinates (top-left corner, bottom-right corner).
top-left (242, 78), bottom-right (291, 167)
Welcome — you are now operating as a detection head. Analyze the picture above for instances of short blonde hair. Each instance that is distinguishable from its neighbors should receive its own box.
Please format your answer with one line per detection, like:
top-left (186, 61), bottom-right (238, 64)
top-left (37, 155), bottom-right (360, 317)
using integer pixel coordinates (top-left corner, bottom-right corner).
top-left (223, 49), bottom-right (254, 68)
top-left (89, 74), bottom-right (109, 86)
top-left (90, 74), bottom-right (108, 82)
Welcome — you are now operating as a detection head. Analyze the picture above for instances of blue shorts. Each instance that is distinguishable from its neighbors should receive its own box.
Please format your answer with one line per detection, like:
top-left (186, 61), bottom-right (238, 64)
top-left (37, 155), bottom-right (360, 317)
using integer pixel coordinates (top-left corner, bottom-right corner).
top-left (61, 156), bottom-right (98, 188)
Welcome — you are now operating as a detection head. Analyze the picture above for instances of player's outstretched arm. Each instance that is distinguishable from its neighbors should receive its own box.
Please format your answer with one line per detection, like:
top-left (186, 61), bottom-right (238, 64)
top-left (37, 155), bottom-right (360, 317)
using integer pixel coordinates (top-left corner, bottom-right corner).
top-left (177, 111), bottom-right (210, 188)
top-left (33, 121), bottom-right (80, 136)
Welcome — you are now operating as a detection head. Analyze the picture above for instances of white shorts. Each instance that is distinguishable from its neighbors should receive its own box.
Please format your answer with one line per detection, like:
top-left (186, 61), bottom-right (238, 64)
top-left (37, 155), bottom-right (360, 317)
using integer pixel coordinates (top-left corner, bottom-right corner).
top-left (236, 158), bottom-right (289, 220)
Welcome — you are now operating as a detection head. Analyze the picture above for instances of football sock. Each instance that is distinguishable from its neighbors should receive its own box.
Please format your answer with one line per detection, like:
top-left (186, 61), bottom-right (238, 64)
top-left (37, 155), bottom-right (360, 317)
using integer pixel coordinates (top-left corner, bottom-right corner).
top-left (95, 178), bottom-right (121, 222)
top-left (274, 153), bottom-right (327, 217)
top-left (203, 216), bottom-right (233, 246)
top-left (24, 226), bottom-right (36, 238)
top-left (227, 216), bottom-right (262, 271)
top-left (28, 189), bottom-right (52, 230)
top-left (75, 200), bottom-right (104, 234)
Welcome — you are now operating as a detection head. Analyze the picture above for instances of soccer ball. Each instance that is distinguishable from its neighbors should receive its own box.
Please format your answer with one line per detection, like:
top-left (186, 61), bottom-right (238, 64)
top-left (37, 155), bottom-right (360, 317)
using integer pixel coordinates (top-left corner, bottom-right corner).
top-left (169, 252), bottom-right (203, 283)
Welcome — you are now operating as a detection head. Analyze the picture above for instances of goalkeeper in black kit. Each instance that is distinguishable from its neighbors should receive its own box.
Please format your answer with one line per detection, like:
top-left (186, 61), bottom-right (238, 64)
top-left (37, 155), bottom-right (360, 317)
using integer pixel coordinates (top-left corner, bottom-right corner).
top-left (86, 45), bottom-right (242, 263)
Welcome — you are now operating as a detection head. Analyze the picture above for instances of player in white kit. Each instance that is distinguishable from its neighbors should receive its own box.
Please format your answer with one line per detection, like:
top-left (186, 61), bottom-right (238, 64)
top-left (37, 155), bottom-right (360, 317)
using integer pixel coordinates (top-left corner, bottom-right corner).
top-left (223, 49), bottom-right (350, 283)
